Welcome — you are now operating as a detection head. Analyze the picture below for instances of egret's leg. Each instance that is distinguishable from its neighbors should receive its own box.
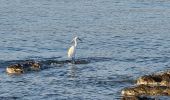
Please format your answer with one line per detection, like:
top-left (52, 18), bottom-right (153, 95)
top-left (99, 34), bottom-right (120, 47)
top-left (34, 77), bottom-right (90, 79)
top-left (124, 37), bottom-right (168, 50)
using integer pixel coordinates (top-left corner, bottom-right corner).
top-left (72, 57), bottom-right (75, 64)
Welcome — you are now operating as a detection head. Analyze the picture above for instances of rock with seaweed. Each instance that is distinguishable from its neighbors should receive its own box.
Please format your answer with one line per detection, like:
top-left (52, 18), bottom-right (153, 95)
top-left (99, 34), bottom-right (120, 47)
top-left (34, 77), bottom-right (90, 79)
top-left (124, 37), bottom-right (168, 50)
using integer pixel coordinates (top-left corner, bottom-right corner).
top-left (137, 71), bottom-right (170, 87)
top-left (6, 61), bottom-right (41, 74)
top-left (122, 85), bottom-right (170, 96)
top-left (6, 64), bottom-right (24, 74)
top-left (121, 70), bottom-right (170, 98)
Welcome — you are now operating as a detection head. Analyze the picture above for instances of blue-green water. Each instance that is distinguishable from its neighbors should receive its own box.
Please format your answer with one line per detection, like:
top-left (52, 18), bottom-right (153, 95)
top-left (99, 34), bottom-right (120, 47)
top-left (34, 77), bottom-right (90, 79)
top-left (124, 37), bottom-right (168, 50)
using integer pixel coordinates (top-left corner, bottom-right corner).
top-left (0, 0), bottom-right (170, 99)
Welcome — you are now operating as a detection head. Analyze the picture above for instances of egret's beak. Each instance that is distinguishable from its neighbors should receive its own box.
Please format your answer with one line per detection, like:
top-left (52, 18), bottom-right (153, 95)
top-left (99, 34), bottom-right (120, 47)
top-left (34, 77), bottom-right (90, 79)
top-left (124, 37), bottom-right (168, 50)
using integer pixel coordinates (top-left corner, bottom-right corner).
top-left (78, 38), bottom-right (82, 41)
top-left (71, 39), bottom-right (74, 43)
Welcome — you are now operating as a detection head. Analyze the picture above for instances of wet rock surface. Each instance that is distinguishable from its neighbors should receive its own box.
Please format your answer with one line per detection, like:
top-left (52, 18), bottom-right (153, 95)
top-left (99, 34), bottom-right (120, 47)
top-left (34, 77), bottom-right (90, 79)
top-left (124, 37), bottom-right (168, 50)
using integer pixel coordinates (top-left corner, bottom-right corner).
top-left (6, 64), bottom-right (24, 74)
top-left (5, 58), bottom-right (95, 74)
top-left (6, 61), bottom-right (41, 74)
top-left (121, 96), bottom-right (156, 100)
top-left (122, 71), bottom-right (170, 99)
top-left (137, 72), bottom-right (170, 87)
top-left (122, 85), bottom-right (170, 96)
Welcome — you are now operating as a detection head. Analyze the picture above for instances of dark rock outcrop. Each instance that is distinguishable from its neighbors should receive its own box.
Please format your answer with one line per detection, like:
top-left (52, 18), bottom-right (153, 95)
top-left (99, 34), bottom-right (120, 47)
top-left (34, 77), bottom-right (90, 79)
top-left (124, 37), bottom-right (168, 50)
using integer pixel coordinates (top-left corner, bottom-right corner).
top-left (121, 71), bottom-right (170, 99)
top-left (137, 72), bottom-right (170, 87)
top-left (122, 85), bottom-right (170, 96)
top-left (6, 61), bottom-right (41, 74)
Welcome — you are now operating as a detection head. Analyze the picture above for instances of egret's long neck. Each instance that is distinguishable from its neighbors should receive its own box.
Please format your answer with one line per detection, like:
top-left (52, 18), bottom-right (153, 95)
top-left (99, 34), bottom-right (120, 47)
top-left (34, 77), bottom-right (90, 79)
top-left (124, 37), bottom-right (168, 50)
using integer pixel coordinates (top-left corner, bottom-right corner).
top-left (74, 39), bottom-right (77, 47)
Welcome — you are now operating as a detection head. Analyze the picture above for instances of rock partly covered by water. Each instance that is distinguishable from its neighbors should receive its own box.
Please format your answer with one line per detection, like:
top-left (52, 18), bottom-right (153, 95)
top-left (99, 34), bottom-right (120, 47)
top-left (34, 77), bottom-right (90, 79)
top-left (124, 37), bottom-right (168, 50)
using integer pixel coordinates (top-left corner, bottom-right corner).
top-left (5, 59), bottom-right (89, 74)
top-left (121, 96), bottom-right (156, 100)
top-left (122, 85), bottom-right (170, 96)
top-left (121, 70), bottom-right (170, 99)
top-left (137, 71), bottom-right (170, 87)
top-left (6, 61), bottom-right (41, 74)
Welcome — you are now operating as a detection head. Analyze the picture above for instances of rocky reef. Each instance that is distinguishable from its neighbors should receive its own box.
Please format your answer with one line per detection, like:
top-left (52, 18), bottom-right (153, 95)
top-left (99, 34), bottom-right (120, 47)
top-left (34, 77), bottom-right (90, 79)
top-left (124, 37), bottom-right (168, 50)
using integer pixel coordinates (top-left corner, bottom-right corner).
top-left (121, 96), bottom-right (156, 100)
top-left (6, 61), bottom-right (41, 74)
top-left (122, 85), bottom-right (170, 96)
top-left (5, 57), bottom-right (108, 74)
top-left (137, 72), bottom-right (170, 87)
top-left (6, 64), bottom-right (24, 74)
top-left (121, 71), bottom-right (170, 99)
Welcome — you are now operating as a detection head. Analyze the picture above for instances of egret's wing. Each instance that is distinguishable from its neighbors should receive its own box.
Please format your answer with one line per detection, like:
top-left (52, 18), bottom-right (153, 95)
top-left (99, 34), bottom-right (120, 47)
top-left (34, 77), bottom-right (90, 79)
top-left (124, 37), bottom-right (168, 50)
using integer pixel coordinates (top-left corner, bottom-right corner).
top-left (68, 46), bottom-right (75, 58)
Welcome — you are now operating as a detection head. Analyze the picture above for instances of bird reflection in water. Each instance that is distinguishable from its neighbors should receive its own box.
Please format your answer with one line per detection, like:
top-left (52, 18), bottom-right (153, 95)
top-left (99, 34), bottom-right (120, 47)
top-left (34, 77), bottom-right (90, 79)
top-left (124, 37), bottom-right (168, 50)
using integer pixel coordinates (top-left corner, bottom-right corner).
top-left (68, 63), bottom-right (77, 79)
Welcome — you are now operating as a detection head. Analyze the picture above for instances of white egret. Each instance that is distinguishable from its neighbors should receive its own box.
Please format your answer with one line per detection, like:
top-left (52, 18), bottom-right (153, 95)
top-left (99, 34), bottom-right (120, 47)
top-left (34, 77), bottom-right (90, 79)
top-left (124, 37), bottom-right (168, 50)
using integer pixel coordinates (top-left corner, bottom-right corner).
top-left (68, 36), bottom-right (81, 63)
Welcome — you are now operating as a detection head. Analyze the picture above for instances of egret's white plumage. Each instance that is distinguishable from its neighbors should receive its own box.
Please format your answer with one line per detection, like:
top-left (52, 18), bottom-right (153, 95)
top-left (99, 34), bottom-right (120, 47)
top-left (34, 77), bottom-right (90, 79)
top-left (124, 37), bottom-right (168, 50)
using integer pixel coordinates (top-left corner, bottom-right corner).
top-left (67, 36), bottom-right (80, 61)
top-left (68, 45), bottom-right (75, 59)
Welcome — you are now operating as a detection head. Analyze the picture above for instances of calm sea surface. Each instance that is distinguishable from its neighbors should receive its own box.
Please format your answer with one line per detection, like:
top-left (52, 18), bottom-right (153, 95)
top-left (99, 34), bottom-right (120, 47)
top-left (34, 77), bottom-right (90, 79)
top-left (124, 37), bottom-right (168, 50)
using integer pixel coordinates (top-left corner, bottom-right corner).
top-left (0, 0), bottom-right (170, 99)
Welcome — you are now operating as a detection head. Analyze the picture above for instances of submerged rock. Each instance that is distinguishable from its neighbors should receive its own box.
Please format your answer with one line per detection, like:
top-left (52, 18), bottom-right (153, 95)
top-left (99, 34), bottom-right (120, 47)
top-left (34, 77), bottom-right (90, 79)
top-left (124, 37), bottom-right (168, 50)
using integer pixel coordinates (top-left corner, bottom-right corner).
top-left (121, 96), bottom-right (156, 100)
top-left (121, 85), bottom-right (170, 96)
top-left (22, 61), bottom-right (41, 71)
top-left (6, 61), bottom-right (41, 74)
top-left (5, 59), bottom-right (89, 74)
